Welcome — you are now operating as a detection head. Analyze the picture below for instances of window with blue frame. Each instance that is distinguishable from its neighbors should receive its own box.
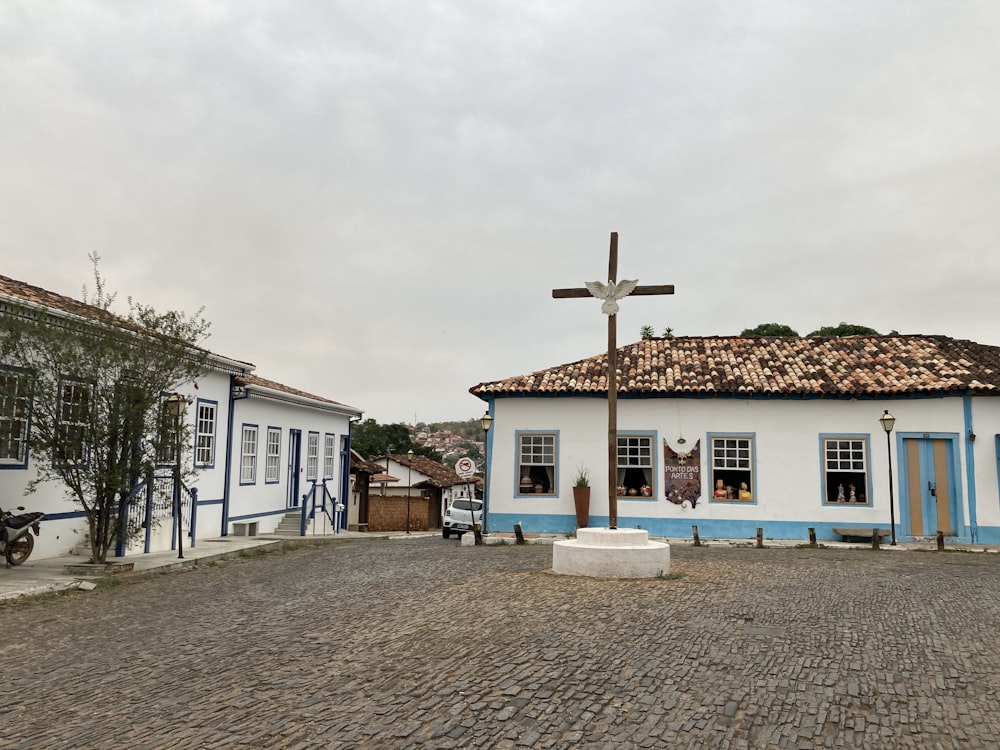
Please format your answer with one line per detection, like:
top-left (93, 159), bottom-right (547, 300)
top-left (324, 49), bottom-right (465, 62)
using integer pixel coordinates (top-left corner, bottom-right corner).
top-left (323, 433), bottom-right (336, 478)
top-left (517, 432), bottom-right (557, 495)
top-left (306, 431), bottom-right (319, 480)
top-left (240, 425), bottom-right (258, 484)
top-left (821, 436), bottom-right (870, 504)
top-left (194, 400), bottom-right (217, 468)
top-left (710, 435), bottom-right (754, 501)
top-left (265, 427), bottom-right (281, 483)
top-left (0, 368), bottom-right (31, 468)
top-left (616, 434), bottom-right (655, 497)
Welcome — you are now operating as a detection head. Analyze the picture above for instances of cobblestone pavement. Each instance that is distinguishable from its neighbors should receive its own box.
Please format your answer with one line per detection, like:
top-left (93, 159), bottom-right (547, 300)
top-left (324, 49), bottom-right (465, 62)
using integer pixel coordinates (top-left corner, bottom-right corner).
top-left (2, 537), bottom-right (999, 749)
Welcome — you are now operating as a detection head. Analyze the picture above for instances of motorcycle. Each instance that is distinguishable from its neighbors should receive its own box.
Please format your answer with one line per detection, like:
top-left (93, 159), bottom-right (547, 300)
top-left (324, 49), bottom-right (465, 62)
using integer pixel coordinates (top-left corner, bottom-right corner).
top-left (0, 506), bottom-right (45, 567)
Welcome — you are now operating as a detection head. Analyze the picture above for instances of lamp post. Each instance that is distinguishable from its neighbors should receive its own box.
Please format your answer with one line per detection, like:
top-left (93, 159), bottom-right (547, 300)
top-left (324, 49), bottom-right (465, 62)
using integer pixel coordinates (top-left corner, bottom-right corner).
top-left (879, 409), bottom-right (897, 546)
top-left (164, 393), bottom-right (185, 559)
top-left (406, 449), bottom-right (414, 535)
top-left (480, 410), bottom-right (492, 537)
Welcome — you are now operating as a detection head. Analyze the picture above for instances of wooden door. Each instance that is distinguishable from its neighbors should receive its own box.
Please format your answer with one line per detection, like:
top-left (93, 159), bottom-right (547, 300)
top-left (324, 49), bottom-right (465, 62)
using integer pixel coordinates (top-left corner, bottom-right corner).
top-left (904, 438), bottom-right (956, 537)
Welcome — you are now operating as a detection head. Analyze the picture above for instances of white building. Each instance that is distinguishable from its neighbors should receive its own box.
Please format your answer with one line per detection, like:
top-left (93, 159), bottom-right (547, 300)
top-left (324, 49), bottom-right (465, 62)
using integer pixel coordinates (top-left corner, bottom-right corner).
top-left (472, 335), bottom-right (1000, 544)
top-left (0, 274), bottom-right (361, 559)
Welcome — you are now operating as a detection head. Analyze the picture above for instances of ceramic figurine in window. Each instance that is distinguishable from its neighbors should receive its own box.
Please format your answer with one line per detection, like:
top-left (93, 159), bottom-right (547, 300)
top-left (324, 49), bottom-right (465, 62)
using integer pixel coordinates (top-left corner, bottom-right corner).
top-left (849, 484), bottom-right (857, 502)
top-left (628, 487), bottom-right (638, 496)
top-left (520, 476), bottom-right (533, 493)
top-left (617, 484), bottom-right (627, 497)
top-left (714, 479), bottom-right (727, 498)
top-left (837, 484), bottom-right (845, 502)
top-left (739, 482), bottom-right (752, 500)
top-left (640, 484), bottom-right (652, 497)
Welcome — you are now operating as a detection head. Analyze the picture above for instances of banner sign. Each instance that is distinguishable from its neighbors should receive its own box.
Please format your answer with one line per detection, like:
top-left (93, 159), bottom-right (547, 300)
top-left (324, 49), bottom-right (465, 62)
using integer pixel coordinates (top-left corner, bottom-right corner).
top-left (664, 439), bottom-right (701, 508)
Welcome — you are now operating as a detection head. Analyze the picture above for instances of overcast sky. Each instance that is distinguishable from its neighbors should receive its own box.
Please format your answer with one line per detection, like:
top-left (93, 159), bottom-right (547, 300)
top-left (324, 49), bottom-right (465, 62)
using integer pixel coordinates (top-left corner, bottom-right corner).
top-left (3, 2), bottom-right (1000, 424)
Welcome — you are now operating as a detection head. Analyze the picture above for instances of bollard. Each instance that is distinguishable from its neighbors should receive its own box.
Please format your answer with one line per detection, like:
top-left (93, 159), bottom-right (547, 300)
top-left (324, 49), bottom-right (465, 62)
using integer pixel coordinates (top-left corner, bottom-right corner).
top-left (691, 525), bottom-right (701, 547)
top-left (513, 523), bottom-right (526, 545)
top-left (756, 528), bottom-right (764, 549)
top-left (936, 530), bottom-right (945, 551)
top-left (808, 528), bottom-right (817, 548)
top-left (872, 528), bottom-right (880, 550)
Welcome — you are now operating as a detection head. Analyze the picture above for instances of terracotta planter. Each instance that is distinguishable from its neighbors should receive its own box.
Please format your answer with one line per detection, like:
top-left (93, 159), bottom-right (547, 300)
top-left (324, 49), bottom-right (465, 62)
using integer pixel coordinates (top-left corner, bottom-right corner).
top-left (572, 486), bottom-right (591, 527)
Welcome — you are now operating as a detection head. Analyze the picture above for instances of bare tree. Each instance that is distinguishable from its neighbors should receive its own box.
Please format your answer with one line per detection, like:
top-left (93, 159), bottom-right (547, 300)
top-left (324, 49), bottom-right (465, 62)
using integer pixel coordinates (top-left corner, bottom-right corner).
top-left (0, 256), bottom-right (210, 562)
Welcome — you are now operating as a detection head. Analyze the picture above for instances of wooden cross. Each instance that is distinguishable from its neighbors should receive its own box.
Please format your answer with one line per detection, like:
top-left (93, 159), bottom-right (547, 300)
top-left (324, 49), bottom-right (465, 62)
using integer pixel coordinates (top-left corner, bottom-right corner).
top-left (552, 232), bottom-right (675, 529)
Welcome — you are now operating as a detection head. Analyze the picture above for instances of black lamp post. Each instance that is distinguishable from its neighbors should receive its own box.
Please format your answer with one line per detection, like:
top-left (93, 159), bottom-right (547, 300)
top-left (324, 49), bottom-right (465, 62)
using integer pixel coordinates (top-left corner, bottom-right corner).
top-left (879, 409), bottom-right (897, 546)
top-left (480, 410), bottom-right (492, 537)
top-left (406, 449), bottom-right (414, 535)
top-left (164, 393), bottom-right (185, 559)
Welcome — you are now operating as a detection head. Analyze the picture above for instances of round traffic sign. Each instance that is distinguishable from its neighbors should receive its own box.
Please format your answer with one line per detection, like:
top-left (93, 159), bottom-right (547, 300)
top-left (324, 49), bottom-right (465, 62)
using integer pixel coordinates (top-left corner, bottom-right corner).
top-left (456, 457), bottom-right (476, 478)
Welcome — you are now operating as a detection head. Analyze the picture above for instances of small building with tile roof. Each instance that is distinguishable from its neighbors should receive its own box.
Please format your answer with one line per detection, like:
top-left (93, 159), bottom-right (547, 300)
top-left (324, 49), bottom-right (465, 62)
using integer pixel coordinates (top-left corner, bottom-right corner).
top-left (471, 335), bottom-right (1000, 544)
top-left (363, 453), bottom-right (468, 531)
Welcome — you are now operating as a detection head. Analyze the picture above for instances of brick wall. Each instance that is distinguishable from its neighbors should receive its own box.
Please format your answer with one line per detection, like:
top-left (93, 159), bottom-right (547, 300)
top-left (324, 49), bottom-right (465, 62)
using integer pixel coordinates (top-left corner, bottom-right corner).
top-left (368, 494), bottom-right (429, 532)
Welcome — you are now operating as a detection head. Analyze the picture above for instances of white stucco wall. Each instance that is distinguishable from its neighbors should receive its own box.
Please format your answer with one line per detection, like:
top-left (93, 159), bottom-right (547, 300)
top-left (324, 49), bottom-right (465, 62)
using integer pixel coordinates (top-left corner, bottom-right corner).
top-left (228, 394), bottom-right (354, 535)
top-left (483, 393), bottom-right (1000, 543)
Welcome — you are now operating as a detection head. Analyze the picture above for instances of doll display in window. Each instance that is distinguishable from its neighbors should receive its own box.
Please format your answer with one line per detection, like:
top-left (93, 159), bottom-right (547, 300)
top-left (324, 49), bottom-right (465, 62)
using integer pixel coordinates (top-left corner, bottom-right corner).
top-left (738, 482), bottom-right (752, 500)
top-left (640, 484), bottom-right (652, 497)
top-left (849, 484), bottom-right (857, 502)
top-left (837, 484), bottom-right (845, 502)
top-left (714, 479), bottom-right (727, 498)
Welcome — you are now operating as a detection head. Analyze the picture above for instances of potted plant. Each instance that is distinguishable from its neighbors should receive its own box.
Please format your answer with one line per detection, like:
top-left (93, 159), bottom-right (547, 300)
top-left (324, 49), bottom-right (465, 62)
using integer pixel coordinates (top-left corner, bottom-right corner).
top-left (572, 465), bottom-right (591, 527)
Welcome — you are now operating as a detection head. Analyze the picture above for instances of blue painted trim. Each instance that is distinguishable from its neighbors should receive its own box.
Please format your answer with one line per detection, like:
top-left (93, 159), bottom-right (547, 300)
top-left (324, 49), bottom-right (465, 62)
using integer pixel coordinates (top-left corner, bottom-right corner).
top-left (264, 426), bottom-right (282, 484)
top-left (222, 376), bottom-right (249, 535)
top-left (34, 509), bottom-right (87, 521)
top-left (239, 423), bottom-right (259, 486)
top-left (483, 399), bottom-right (494, 534)
top-left (194, 398), bottom-right (219, 469)
top-left (513, 429), bottom-right (560, 499)
top-left (963, 396), bottom-right (978, 542)
top-left (706, 432), bottom-right (758, 505)
top-left (615, 429), bottom-right (659, 500)
top-left (487, 512), bottom-right (897, 541)
top-left (228, 507), bottom-right (292, 522)
top-left (817, 434), bottom-right (873, 507)
top-left (977, 525), bottom-right (1000, 545)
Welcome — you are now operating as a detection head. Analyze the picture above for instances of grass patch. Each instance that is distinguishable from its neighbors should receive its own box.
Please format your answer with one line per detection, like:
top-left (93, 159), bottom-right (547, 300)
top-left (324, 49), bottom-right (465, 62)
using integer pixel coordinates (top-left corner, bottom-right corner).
top-left (658, 571), bottom-right (684, 580)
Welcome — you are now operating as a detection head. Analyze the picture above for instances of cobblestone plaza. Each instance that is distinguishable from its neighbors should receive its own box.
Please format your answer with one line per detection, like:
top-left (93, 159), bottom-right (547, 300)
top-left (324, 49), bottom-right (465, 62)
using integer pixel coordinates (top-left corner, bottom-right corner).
top-left (2, 537), bottom-right (998, 749)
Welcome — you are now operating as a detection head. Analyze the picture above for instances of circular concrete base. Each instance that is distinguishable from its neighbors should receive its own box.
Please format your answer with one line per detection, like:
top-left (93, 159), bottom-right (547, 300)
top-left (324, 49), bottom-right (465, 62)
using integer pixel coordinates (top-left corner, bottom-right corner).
top-left (552, 527), bottom-right (670, 579)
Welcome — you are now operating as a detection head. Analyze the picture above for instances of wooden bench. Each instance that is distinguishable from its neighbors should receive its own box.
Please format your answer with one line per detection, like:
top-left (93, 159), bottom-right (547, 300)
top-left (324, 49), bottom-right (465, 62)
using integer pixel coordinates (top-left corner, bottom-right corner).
top-left (833, 527), bottom-right (891, 543)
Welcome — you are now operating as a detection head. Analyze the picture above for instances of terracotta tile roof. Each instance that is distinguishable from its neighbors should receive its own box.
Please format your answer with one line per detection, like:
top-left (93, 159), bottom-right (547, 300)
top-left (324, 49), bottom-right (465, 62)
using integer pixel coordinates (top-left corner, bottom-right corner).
top-left (0, 273), bottom-right (253, 371)
top-left (387, 454), bottom-right (466, 488)
top-left (470, 335), bottom-right (1000, 398)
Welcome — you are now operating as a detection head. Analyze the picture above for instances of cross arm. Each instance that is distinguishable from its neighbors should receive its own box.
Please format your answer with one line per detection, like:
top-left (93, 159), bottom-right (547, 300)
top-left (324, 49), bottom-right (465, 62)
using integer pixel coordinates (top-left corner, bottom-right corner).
top-left (552, 284), bottom-right (675, 299)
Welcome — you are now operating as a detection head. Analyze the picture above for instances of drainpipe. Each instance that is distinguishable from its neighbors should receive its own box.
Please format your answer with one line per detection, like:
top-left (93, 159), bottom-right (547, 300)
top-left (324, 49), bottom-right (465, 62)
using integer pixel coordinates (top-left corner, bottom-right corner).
top-left (221, 375), bottom-right (250, 536)
top-left (963, 394), bottom-right (978, 543)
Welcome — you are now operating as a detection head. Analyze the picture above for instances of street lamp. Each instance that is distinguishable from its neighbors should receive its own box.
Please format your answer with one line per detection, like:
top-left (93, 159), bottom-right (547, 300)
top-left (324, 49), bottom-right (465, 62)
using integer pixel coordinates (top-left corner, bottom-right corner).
top-left (164, 393), bottom-right (185, 559)
top-left (406, 449), bottom-right (414, 535)
top-left (879, 409), bottom-right (897, 546)
top-left (480, 410), bottom-right (492, 537)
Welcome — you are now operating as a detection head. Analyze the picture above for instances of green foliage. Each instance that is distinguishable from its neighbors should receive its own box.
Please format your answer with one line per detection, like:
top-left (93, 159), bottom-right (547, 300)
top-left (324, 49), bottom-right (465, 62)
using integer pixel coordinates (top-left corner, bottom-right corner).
top-left (639, 325), bottom-right (655, 339)
top-left (740, 323), bottom-right (800, 337)
top-left (807, 322), bottom-right (880, 338)
top-left (0, 255), bottom-right (211, 564)
top-left (351, 419), bottom-right (442, 462)
top-left (573, 465), bottom-right (590, 487)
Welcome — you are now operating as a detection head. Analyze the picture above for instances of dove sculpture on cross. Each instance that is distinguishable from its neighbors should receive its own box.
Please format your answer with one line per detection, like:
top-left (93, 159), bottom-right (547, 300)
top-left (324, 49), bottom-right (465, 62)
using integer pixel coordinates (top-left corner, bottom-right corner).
top-left (552, 232), bottom-right (675, 529)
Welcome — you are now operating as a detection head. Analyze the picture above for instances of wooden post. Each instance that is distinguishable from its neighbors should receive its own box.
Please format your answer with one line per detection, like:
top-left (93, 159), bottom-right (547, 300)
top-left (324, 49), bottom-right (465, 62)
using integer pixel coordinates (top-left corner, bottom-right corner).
top-left (872, 528), bottom-right (880, 550)
top-left (936, 530), bottom-right (944, 551)
top-left (513, 523), bottom-right (525, 545)
top-left (808, 527), bottom-right (816, 548)
top-left (551, 233), bottom-right (675, 532)
top-left (691, 525), bottom-right (701, 547)
top-left (756, 528), bottom-right (764, 549)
